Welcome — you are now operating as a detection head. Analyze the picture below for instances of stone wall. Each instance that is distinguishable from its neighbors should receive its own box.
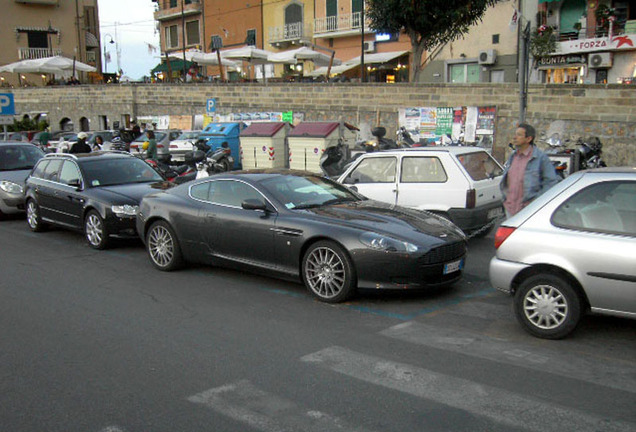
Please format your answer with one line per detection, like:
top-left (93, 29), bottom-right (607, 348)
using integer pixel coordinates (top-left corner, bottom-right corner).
top-left (10, 82), bottom-right (636, 165)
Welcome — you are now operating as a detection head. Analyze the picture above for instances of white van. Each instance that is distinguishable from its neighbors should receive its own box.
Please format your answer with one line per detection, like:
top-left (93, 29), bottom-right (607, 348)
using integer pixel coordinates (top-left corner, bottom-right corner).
top-left (336, 147), bottom-right (505, 235)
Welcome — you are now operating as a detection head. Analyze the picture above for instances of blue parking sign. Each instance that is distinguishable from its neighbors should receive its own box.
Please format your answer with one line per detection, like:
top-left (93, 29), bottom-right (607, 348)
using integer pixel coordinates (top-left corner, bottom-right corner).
top-left (0, 93), bottom-right (15, 115)
top-left (206, 98), bottom-right (217, 114)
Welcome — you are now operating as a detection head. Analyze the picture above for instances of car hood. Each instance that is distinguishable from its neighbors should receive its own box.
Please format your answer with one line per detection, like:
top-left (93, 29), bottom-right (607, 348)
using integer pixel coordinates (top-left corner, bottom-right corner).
top-left (1, 169), bottom-right (32, 186)
top-left (301, 200), bottom-right (466, 244)
top-left (92, 181), bottom-right (173, 204)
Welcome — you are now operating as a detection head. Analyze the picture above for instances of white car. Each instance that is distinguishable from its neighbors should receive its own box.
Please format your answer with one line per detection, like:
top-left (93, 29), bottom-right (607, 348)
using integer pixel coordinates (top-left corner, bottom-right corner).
top-left (336, 147), bottom-right (504, 235)
top-left (168, 130), bottom-right (202, 162)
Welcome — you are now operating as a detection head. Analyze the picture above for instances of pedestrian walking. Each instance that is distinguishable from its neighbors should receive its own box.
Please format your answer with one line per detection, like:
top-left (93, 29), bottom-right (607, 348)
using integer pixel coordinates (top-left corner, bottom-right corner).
top-left (69, 132), bottom-right (92, 154)
top-left (500, 123), bottom-right (559, 217)
top-left (145, 130), bottom-right (157, 162)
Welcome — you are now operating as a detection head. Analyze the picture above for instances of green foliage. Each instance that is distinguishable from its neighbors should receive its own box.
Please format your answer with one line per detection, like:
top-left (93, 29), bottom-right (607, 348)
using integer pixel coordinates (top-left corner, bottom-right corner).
top-left (7, 117), bottom-right (49, 133)
top-left (366, 0), bottom-right (498, 50)
top-left (366, 0), bottom-right (498, 81)
top-left (529, 25), bottom-right (557, 62)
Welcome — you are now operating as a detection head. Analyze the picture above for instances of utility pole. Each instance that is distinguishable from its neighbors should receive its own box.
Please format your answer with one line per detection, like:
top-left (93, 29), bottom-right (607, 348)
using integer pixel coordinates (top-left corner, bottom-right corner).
top-left (519, 22), bottom-right (531, 123)
top-left (361, 1), bottom-right (366, 83)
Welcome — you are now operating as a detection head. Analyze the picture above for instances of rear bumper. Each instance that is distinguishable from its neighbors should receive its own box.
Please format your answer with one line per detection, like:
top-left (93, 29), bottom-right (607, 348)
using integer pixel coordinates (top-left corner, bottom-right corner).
top-left (488, 257), bottom-right (529, 294)
top-left (448, 201), bottom-right (503, 231)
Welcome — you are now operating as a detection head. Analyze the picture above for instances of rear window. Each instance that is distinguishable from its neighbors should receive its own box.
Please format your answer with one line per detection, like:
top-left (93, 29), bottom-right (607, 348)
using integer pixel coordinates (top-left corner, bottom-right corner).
top-left (456, 151), bottom-right (503, 181)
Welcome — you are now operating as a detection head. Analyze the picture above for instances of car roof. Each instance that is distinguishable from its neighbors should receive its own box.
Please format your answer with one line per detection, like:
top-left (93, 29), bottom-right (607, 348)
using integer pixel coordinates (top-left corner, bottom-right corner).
top-left (361, 146), bottom-right (488, 156)
top-left (0, 141), bottom-right (38, 147)
top-left (195, 169), bottom-right (322, 183)
top-left (580, 167), bottom-right (636, 175)
top-left (41, 150), bottom-right (136, 162)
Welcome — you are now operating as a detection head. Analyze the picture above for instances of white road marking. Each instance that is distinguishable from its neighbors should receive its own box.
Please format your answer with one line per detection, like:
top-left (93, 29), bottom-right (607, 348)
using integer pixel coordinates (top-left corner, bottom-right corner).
top-left (380, 321), bottom-right (636, 393)
top-left (188, 379), bottom-right (377, 432)
top-left (301, 346), bottom-right (635, 432)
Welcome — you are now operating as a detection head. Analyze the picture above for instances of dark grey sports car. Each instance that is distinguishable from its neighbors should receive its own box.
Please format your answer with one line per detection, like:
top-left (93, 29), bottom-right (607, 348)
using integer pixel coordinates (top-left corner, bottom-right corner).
top-left (136, 170), bottom-right (467, 303)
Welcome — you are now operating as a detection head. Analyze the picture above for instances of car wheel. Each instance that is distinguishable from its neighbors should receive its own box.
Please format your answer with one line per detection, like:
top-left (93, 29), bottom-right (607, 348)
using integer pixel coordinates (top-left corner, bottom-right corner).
top-left (514, 274), bottom-right (583, 340)
top-left (26, 199), bottom-right (46, 232)
top-left (146, 220), bottom-right (183, 271)
top-left (85, 210), bottom-right (111, 250)
top-left (302, 241), bottom-right (356, 303)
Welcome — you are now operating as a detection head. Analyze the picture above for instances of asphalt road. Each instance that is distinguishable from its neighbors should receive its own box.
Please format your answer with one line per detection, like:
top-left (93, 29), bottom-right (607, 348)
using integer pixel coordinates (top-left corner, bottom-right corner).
top-left (1, 217), bottom-right (634, 432)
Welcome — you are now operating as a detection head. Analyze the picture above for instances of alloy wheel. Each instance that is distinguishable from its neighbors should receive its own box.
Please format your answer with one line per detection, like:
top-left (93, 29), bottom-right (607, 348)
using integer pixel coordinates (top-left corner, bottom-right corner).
top-left (85, 213), bottom-right (104, 247)
top-left (304, 246), bottom-right (347, 300)
top-left (148, 224), bottom-right (175, 268)
top-left (522, 285), bottom-right (568, 330)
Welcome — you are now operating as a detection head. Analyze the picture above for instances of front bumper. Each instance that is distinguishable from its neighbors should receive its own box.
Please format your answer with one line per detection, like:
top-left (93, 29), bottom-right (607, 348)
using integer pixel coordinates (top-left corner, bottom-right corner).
top-left (0, 192), bottom-right (26, 214)
top-left (449, 201), bottom-right (504, 231)
top-left (488, 256), bottom-right (530, 294)
top-left (353, 242), bottom-right (466, 290)
top-left (105, 214), bottom-right (139, 239)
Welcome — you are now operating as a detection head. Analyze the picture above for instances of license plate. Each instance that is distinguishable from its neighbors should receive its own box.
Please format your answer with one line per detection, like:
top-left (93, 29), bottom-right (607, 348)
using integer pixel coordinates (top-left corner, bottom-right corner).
top-left (487, 207), bottom-right (504, 219)
top-left (443, 258), bottom-right (464, 275)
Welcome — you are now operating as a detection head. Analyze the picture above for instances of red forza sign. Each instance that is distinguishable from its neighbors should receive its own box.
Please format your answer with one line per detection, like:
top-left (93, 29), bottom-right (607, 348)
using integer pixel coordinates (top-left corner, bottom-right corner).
top-left (558, 34), bottom-right (635, 54)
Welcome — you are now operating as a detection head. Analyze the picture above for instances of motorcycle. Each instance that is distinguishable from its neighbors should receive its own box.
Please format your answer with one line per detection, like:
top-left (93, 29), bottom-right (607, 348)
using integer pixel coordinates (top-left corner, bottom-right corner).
top-left (194, 141), bottom-right (235, 179)
top-left (576, 136), bottom-right (606, 169)
top-left (145, 156), bottom-right (198, 184)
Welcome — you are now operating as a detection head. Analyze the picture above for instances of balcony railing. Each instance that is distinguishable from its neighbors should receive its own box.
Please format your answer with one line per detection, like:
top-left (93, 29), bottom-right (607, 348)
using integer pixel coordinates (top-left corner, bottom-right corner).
top-left (19, 48), bottom-right (62, 60)
top-left (314, 12), bottom-right (372, 36)
top-left (268, 22), bottom-right (313, 44)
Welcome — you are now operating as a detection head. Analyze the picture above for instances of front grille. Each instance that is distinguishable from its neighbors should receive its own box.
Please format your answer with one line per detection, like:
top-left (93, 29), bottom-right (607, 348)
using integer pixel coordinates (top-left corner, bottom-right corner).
top-left (419, 241), bottom-right (466, 265)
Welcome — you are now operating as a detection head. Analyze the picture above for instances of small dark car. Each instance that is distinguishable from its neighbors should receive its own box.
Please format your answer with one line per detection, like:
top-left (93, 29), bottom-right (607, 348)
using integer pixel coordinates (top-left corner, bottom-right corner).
top-left (136, 170), bottom-right (467, 303)
top-left (25, 151), bottom-right (169, 249)
top-left (0, 142), bottom-right (45, 218)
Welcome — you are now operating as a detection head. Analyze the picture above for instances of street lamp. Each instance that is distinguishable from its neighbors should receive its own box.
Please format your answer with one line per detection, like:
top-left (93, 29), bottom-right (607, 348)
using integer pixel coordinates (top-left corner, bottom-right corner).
top-left (103, 34), bottom-right (115, 74)
top-left (181, 0), bottom-right (200, 81)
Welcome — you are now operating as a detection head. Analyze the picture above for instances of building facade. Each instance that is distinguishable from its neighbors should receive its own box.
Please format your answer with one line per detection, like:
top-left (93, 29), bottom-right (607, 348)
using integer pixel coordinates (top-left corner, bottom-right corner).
top-left (0, 0), bottom-right (101, 87)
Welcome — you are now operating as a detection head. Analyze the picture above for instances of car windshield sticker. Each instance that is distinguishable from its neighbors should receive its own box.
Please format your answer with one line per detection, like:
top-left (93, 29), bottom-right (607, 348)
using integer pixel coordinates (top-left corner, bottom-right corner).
top-left (285, 202), bottom-right (295, 209)
top-left (92, 180), bottom-right (100, 186)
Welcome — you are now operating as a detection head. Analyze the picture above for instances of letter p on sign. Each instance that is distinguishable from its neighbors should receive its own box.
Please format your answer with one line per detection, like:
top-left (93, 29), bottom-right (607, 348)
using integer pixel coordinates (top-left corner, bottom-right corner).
top-left (0, 93), bottom-right (15, 115)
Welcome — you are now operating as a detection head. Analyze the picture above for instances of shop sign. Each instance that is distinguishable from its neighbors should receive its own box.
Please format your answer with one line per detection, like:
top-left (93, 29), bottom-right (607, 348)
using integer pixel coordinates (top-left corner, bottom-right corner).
top-left (557, 34), bottom-right (635, 54)
top-left (538, 54), bottom-right (586, 67)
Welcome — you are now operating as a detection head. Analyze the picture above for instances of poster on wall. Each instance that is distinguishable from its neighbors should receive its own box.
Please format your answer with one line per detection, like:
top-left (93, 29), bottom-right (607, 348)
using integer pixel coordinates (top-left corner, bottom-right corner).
top-left (398, 106), bottom-right (496, 147)
top-left (203, 111), bottom-right (303, 128)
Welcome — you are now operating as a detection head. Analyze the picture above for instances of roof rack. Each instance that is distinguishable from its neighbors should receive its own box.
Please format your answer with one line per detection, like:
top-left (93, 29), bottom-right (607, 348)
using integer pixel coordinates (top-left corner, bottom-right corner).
top-left (44, 153), bottom-right (78, 160)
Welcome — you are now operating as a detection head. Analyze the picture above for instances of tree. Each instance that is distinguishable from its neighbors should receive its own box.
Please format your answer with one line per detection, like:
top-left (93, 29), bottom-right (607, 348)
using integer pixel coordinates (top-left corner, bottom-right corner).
top-left (366, 0), bottom-right (498, 82)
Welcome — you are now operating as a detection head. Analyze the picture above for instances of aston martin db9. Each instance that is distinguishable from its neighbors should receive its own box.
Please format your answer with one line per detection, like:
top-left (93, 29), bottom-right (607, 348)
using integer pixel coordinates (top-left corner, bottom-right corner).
top-left (136, 170), bottom-right (467, 303)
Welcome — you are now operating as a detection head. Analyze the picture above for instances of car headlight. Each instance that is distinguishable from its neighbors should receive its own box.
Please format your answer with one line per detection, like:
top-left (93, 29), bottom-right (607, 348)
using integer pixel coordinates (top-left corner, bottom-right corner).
top-left (111, 204), bottom-right (139, 216)
top-left (360, 232), bottom-right (418, 253)
top-left (0, 180), bottom-right (23, 194)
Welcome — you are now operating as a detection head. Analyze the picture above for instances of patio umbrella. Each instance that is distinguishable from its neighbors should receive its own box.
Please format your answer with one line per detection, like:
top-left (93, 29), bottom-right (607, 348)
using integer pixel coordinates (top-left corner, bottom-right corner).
top-left (189, 52), bottom-right (239, 68)
top-left (268, 47), bottom-right (341, 67)
top-left (0, 56), bottom-right (96, 74)
top-left (221, 46), bottom-right (271, 64)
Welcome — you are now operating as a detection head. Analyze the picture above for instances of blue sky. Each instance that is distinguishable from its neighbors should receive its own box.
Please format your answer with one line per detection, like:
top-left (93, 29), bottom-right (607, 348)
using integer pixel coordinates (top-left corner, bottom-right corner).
top-left (98, 0), bottom-right (160, 79)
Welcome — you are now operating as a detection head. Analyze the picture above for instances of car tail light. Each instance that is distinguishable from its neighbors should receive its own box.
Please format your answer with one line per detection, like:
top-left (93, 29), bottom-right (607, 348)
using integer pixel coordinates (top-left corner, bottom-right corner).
top-left (170, 144), bottom-right (178, 148)
top-left (494, 226), bottom-right (516, 249)
top-left (157, 144), bottom-right (164, 148)
top-left (466, 188), bottom-right (476, 209)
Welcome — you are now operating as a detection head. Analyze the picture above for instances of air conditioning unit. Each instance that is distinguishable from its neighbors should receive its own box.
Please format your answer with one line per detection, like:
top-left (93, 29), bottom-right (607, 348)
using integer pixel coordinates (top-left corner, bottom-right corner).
top-left (363, 41), bottom-right (376, 53)
top-left (478, 49), bottom-right (497, 65)
top-left (588, 52), bottom-right (612, 68)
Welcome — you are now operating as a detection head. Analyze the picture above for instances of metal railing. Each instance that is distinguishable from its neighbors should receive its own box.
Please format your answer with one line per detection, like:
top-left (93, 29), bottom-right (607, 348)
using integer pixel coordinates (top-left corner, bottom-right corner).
top-left (268, 22), bottom-right (313, 43)
top-left (19, 48), bottom-right (62, 60)
top-left (314, 12), bottom-right (371, 35)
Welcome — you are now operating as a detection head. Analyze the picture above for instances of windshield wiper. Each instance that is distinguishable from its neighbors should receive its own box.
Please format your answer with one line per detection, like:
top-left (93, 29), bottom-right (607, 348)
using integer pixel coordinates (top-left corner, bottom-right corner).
top-left (321, 197), bottom-right (357, 206)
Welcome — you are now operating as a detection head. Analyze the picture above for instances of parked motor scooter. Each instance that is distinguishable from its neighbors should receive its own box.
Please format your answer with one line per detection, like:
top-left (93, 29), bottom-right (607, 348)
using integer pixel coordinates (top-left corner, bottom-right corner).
top-left (195, 141), bottom-right (235, 179)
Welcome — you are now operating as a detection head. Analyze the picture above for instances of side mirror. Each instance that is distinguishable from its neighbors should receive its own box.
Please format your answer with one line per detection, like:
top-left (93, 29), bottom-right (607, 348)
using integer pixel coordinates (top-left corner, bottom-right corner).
top-left (242, 198), bottom-right (268, 211)
top-left (68, 179), bottom-right (82, 189)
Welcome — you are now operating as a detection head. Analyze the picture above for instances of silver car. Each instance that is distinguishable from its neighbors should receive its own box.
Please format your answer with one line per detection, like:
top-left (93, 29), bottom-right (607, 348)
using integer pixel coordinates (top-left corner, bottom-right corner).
top-left (489, 168), bottom-right (636, 339)
top-left (0, 142), bottom-right (45, 218)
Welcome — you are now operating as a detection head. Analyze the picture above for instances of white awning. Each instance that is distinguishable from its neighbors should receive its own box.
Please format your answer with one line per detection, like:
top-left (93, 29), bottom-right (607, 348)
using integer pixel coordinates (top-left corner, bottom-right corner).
top-left (308, 50), bottom-right (409, 77)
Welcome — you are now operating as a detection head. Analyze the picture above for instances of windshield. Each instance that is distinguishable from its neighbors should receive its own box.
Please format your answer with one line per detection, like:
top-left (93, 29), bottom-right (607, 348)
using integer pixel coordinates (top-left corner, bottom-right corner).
top-left (259, 174), bottom-right (362, 210)
top-left (177, 131), bottom-right (200, 140)
top-left (82, 157), bottom-right (164, 187)
top-left (0, 145), bottom-right (45, 171)
top-left (134, 132), bottom-right (167, 142)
